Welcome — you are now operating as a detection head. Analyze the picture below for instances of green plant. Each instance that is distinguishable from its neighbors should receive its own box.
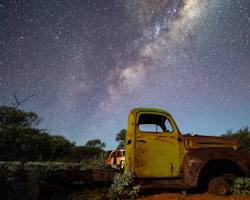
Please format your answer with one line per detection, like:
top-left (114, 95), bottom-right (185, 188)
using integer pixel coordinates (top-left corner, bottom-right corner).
top-left (232, 177), bottom-right (250, 195)
top-left (81, 152), bottom-right (108, 169)
top-left (0, 161), bottom-right (51, 200)
top-left (110, 171), bottom-right (140, 200)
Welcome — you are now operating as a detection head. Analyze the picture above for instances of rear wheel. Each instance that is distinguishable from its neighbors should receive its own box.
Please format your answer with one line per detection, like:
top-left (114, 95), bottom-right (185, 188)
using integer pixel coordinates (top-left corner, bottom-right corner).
top-left (208, 176), bottom-right (232, 195)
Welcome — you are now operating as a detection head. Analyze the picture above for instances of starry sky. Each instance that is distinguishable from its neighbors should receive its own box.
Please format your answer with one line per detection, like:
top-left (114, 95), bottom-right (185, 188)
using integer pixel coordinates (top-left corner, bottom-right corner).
top-left (0, 0), bottom-right (250, 149)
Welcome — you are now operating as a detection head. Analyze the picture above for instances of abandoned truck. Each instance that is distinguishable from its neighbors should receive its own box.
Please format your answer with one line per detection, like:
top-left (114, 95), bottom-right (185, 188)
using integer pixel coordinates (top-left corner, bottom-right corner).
top-left (124, 108), bottom-right (249, 195)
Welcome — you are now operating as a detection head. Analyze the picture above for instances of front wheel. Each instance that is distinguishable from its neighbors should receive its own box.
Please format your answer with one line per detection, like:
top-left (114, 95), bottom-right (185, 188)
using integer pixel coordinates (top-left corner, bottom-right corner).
top-left (208, 176), bottom-right (231, 195)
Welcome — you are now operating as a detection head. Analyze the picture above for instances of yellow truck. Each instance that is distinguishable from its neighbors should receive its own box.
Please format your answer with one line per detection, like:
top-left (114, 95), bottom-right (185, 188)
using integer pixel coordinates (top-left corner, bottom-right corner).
top-left (125, 108), bottom-right (249, 195)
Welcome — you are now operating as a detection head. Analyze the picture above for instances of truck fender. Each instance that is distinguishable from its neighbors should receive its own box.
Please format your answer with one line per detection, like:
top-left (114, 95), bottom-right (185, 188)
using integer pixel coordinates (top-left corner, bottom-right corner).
top-left (182, 148), bottom-right (248, 187)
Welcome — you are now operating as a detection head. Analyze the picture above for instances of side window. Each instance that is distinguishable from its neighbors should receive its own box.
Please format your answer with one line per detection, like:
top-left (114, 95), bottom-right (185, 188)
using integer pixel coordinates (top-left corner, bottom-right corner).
top-left (138, 114), bottom-right (173, 133)
top-left (164, 119), bottom-right (173, 132)
top-left (139, 124), bottom-right (164, 132)
top-left (117, 151), bottom-right (122, 157)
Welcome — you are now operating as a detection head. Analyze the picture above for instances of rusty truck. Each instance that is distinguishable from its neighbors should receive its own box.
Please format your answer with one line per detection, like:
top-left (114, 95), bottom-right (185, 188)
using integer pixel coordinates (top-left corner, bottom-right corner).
top-left (125, 108), bottom-right (249, 195)
top-left (106, 149), bottom-right (125, 169)
top-left (1, 108), bottom-right (248, 195)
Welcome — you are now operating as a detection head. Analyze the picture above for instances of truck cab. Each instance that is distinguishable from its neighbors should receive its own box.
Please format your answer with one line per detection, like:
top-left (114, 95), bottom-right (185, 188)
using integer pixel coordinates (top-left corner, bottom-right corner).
top-left (125, 108), bottom-right (249, 194)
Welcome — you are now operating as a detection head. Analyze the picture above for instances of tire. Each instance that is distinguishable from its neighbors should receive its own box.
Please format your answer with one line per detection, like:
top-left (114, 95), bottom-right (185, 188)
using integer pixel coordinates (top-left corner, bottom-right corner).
top-left (208, 176), bottom-right (231, 195)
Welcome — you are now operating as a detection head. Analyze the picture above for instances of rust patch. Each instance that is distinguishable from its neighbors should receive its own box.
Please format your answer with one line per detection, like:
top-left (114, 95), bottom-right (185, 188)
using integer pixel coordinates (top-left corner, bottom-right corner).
top-left (182, 148), bottom-right (249, 187)
top-left (184, 135), bottom-right (240, 150)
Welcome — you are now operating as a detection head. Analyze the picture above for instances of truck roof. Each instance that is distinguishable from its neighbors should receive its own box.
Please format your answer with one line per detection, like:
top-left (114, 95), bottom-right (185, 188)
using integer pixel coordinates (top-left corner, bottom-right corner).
top-left (130, 107), bottom-right (171, 116)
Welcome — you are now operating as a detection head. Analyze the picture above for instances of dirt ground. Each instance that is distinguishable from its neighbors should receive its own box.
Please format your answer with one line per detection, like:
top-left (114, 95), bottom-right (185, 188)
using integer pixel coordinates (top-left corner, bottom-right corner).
top-left (68, 190), bottom-right (250, 200)
top-left (138, 193), bottom-right (250, 200)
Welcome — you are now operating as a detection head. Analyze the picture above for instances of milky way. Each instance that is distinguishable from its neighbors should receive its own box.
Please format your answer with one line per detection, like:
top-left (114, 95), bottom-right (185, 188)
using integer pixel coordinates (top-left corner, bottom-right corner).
top-left (0, 0), bottom-right (250, 148)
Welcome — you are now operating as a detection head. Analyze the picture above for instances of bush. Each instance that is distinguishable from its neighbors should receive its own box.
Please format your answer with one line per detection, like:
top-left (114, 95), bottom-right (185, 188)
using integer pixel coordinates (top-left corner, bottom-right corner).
top-left (0, 162), bottom-right (50, 200)
top-left (66, 146), bottom-right (106, 162)
top-left (110, 171), bottom-right (140, 200)
top-left (232, 177), bottom-right (250, 195)
top-left (0, 127), bottom-right (74, 161)
top-left (81, 152), bottom-right (108, 169)
top-left (222, 127), bottom-right (250, 154)
top-left (0, 106), bottom-right (75, 161)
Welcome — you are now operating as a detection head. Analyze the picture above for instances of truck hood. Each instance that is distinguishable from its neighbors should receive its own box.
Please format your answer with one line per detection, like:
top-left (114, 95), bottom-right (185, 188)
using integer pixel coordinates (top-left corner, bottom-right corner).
top-left (183, 134), bottom-right (240, 150)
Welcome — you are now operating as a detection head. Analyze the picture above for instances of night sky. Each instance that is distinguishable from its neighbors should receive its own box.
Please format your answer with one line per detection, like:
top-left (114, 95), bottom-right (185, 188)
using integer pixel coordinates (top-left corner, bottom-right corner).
top-left (0, 0), bottom-right (250, 149)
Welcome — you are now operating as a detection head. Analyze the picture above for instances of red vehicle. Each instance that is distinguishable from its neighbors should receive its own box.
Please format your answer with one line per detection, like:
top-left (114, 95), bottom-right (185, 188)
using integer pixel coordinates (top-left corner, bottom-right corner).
top-left (106, 149), bottom-right (125, 169)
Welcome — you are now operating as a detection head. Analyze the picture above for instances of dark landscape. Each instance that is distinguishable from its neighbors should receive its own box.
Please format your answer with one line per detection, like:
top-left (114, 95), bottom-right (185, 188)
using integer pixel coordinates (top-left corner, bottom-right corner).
top-left (0, 0), bottom-right (250, 199)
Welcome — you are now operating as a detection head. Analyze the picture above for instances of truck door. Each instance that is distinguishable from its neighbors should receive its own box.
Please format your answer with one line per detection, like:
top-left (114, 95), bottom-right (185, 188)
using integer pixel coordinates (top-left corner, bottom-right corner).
top-left (135, 112), bottom-right (180, 178)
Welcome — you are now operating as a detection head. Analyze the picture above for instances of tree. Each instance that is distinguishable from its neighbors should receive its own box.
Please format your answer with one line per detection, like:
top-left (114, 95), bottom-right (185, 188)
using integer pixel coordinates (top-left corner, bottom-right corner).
top-left (222, 127), bottom-right (250, 150)
top-left (49, 135), bottom-right (74, 160)
top-left (85, 139), bottom-right (106, 149)
top-left (10, 93), bottom-right (34, 108)
top-left (116, 129), bottom-right (126, 149)
top-left (69, 146), bottom-right (104, 162)
top-left (0, 106), bottom-right (42, 129)
top-left (0, 106), bottom-right (74, 161)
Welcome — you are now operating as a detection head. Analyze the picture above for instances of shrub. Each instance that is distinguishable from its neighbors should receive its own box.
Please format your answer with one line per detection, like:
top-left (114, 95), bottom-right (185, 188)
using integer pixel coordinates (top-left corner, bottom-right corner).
top-left (110, 171), bottom-right (140, 200)
top-left (0, 106), bottom-right (75, 161)
top-left (78, 152), bottom-right (108, 170)
top-left (0, 162), bottom-right (50, 200)
top-left (69, 146), bottom-right (105, 162)
top-left (232, 177), bottom-right (250, 195)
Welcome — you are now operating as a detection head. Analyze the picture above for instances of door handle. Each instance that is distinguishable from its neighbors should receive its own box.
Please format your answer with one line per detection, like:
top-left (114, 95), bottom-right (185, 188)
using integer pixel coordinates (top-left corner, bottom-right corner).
top-left (136, 139), bottom-right (147, 143)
